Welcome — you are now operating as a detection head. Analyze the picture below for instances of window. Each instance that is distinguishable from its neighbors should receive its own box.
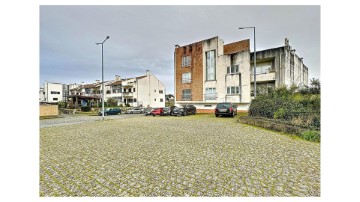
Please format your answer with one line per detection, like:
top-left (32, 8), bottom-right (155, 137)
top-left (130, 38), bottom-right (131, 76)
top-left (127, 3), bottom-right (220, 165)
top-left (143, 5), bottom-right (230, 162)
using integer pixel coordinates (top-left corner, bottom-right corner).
top-left (182, 89), bottom-right (191, 101)
top-left (159, 90), bottom-right (164, 94)
top-left (50, 91), bottom-right (60, 94)
top-left (106, 90), bottom-right (111, 94)
top-left (160, 98), bottom-right (164, 102)
top-left (133, 88), bottom-right (136, 92)
top-left (251, 62), bottom-right (271, 75)
top-left (134, 98), bottom-right (137, 102)
top-left (205, 87), bottom-right (216, 100)
top-left (227, 86), bottom-right (240, 95)
top-left (53, 98), bottom-right (58, 101)
top-left (206, 50), bottom-right (216, 80)
top-left (182, 72), bottom-right (191, 83)
top-left (227, 65), bottom-right (240, 74)
top-left (154, 98), bottom-right (156, 101)
top-left (182, 56), bottom-right (191, 67)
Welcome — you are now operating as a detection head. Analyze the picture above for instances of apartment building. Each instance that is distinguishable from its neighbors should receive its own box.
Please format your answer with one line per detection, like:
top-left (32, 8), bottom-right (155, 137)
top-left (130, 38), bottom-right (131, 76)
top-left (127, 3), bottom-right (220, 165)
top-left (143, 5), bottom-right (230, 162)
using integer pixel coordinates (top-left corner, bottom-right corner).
top-left (67, 70), bottom-right (166, 108)
top-left (251, 38), bottom-right (308, 95)
top-left (43, 81), bottom-right (63, 103)
top-left (174, 36), bottom-right (309, 112)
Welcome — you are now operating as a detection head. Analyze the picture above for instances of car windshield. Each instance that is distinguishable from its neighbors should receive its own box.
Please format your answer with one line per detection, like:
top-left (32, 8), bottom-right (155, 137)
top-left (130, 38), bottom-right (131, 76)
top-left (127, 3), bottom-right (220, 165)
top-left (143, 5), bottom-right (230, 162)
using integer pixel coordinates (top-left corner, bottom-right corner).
top-left (217, 103), bottom-right (230, 108)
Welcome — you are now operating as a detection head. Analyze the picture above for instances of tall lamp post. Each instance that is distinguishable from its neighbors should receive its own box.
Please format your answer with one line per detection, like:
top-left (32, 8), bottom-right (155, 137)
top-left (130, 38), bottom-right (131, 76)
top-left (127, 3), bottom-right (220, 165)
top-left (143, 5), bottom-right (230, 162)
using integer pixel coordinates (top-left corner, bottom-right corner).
top-left (239, 27), bottom-right (256, 98)
top-left (96, 36), bottom-right (110, 120)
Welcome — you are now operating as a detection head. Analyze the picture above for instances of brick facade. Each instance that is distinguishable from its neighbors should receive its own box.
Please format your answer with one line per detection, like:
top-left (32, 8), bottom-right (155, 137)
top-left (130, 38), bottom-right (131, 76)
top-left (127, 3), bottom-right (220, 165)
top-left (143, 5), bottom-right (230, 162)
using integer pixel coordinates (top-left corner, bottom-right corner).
top-left (224, 39), bottom-right (250, 55)
top-left (175, 42), bottom-right (203, 101)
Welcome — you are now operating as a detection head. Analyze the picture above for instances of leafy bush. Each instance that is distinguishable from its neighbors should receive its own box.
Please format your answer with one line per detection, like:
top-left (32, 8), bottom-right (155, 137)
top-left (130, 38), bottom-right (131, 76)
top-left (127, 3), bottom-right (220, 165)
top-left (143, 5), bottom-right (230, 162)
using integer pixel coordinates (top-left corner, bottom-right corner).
top-left (81, 106), bottom-right (91, 112)
top-left (58, 101), bottom-right (67, 108)
top-left (106, 97), bottom-right (118, 107)
top-left (248, 84), bottom-right (320, 129)
top-left (302, 130), bottom-right (320, 142)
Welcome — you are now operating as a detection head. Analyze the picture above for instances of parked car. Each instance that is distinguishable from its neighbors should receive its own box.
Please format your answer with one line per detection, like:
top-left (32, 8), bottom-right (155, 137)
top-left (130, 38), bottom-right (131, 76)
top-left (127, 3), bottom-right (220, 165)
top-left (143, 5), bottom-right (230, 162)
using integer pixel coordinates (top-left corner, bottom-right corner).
top-left (162, 106), bottom-right (176, 116)
top-left (172, 105), bottom-right (196, 116)
top-left (125, 107), bottom-right (144, 114)
top-left (144, 108), bottom-right (155, 116)
top-left (151, 108), bottom-right (164, 116)
top-left (215, 102), bottom-right (237, 117)
top-left (98, 108), bottom-right (121, 116)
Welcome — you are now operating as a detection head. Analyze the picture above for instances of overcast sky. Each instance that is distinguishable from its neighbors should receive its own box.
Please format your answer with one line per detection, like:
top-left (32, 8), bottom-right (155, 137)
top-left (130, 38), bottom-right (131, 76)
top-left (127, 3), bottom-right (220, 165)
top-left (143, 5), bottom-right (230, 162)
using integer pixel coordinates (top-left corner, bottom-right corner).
top-left (40, 5), bottom-right (320, 94)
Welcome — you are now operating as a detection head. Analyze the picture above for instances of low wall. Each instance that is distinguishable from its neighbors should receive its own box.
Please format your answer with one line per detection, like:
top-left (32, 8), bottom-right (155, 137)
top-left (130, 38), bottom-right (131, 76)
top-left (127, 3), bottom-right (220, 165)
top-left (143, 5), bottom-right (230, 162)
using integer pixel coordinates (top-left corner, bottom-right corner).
top-left (40, 105), bottom-right (58, 116)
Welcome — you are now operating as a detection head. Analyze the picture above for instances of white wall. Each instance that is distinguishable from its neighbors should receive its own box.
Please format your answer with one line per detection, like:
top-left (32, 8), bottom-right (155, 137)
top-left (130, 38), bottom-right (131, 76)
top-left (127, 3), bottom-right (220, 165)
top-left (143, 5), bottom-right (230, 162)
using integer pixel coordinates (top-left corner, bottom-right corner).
top-left (44, 82), bottom-right (63, 103)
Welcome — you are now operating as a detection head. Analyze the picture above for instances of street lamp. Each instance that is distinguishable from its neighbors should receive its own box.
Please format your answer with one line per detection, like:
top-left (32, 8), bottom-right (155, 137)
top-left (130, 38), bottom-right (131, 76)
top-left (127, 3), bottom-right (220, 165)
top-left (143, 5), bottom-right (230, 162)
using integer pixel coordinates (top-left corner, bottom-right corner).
top-left (239, 27), bottom-right (256, 97)
top-left (96, 36), bottom-right (110, 120)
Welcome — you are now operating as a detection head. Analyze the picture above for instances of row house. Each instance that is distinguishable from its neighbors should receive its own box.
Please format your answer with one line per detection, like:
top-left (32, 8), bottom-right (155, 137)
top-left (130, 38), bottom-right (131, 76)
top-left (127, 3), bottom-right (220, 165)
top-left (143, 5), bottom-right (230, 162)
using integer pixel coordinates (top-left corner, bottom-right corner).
top-left (66, 70), bottom-right (166, 108)
top-left (174, 36), bottom-right (309, 112)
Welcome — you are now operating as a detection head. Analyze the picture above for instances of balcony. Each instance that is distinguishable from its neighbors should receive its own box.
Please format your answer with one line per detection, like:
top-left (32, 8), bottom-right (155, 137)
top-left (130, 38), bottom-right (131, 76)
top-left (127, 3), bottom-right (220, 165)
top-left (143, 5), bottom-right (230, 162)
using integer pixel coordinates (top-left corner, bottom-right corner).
top-left (123, 92), bottom-right (134, 97)
top-left (251, 72), bottom-right (275, 82)
top-left (204, 93), bottom-right (217, 100)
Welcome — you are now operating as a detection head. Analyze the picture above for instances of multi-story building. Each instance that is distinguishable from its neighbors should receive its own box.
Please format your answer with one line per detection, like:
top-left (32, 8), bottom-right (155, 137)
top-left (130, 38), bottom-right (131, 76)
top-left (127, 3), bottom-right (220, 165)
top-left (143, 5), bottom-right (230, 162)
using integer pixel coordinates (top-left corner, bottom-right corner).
top-left (39, 87), bottom-right (45, 102)
top-left (250, 38), bottom-right (308, 95)
top-left (66, 70), bottom-right (166, 108)
top-left (43, 81), bottom-right (63, 103)
top-left (106, 70), bottom-right (166, 108)
top-left (174, 36), bottom-right (309, 112)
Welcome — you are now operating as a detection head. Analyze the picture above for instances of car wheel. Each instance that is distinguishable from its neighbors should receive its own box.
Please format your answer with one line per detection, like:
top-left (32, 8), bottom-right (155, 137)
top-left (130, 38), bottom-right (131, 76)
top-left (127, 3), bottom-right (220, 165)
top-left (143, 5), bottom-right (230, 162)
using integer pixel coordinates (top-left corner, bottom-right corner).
top-left (215, 114), bottom-right (219, 117)
top-left (105, 113), bottom-right (108, 116)
top-left (183, 112), bottom-right (187, 116)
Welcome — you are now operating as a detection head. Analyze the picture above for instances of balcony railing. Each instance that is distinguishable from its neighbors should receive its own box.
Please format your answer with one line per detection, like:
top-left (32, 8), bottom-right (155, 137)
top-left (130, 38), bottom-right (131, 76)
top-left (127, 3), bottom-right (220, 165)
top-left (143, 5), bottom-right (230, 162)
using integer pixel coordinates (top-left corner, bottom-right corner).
top-left (204, 93), bottom-right (217, 100)
top-left (123, 92), bottom-right (134, 97)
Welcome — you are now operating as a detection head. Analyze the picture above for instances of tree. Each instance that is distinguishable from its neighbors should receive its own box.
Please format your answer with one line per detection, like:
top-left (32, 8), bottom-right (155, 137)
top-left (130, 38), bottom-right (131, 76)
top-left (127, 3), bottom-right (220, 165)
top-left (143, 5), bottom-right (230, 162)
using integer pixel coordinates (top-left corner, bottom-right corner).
top-left (309, 78), bottom-right (320, 94)
top-left (106, 97), bottom-right (118, 107)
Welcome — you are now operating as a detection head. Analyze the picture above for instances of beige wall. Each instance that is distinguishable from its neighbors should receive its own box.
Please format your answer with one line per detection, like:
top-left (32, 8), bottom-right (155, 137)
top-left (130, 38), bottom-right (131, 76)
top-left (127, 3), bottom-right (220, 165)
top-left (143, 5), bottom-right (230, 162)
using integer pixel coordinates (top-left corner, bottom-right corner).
top-left (40, 105), bottom-right (58, 116)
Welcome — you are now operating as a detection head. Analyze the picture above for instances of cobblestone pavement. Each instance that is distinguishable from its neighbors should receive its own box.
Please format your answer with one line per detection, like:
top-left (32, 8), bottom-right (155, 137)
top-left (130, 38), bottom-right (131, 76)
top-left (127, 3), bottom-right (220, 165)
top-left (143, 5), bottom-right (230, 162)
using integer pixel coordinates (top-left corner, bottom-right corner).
top-left (40, 114), bottom-right (320, 197)
top-left (40, 114), bottom-right (143, 128)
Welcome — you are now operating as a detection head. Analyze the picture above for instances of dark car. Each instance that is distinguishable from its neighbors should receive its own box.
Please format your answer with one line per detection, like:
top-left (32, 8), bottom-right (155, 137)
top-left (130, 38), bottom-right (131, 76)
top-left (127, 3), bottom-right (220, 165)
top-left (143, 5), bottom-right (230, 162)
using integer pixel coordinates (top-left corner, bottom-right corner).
top-left (215, 103), bottom-right (237, 117)
top-left (151, 108), bottom-right (164, 116)
top-left (162, 106), bottom-right (176, 116)
top-left (172, 105), bottom-right (196, 116)
top-left (98, 108), bottom-right (121, 116)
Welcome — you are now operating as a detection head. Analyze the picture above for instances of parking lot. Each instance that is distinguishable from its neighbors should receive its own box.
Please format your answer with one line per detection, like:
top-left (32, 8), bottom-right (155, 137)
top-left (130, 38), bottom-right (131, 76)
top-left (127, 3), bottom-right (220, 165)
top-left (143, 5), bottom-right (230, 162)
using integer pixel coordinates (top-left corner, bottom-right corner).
top-left (40, 114), bottom-right (320, 196)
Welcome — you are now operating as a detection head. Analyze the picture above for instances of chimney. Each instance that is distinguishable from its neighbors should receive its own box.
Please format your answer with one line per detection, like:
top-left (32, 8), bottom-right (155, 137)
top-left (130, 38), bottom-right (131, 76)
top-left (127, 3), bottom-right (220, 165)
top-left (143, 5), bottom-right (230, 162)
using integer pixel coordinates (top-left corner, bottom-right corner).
top-left (115, 75), bottom-right (121, 81)
top-left (146, 70), bottom-right (151, 76)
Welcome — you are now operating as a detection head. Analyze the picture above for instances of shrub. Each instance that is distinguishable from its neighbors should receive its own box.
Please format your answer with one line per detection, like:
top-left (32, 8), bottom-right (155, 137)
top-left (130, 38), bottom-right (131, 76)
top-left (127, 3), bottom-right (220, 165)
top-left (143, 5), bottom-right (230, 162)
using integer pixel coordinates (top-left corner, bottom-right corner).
top-left (107, 97), bottom-right (118, 107)
top-left (81, 106), bottom-right (91, 112)
top-left (58, 101), bottom-right (67, 108)
top-left (249, 85), bottom-right (320, 129)
top-left (301, 130), bottom-right (320, 142)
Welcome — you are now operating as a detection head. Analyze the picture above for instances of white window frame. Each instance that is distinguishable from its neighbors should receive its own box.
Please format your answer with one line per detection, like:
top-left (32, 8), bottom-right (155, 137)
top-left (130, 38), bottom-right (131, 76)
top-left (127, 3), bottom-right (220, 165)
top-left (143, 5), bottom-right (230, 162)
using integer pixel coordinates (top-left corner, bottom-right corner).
top-left (182, 56), bottom-right (191, 67)
top-left (182, 89), bottom-right (191, 100)
top-left (227, 86), bottom-right (240, 95)
top-left (227, 65), bottom-right (240, 74)
top-left (182, 72), bottom-right (191, 83)
top-left (206, 50), bottom-right (216, 81)
top-left (205, 87), bottom-right (216, 100)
